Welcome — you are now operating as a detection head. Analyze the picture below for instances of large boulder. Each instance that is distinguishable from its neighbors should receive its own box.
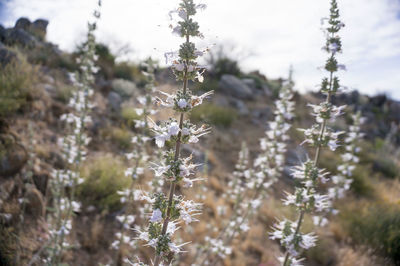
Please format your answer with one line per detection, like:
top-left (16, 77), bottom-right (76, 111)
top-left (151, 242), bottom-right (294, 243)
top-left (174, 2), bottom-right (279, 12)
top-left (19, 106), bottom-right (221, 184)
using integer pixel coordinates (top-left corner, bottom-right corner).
top-left (111, 79), bottom-right (138, 99)
top-left (0, 134), bottom-right (28, 177)
top-left (108, 91), bottom-right (122, 112)
top-left (32, 19), bottom-right (48, 34)
top-left (25, 186), bottom-right (45, 218)
top-left (14, 17), bottom-right (31, 30)
top-left (30, 19), bottom-right (49, 40)
top-left (0, 46), bottom-right (18, 66)
top-left (219, 74), bottom-right (254, 100)
top-left (5, 28), bottom-right (37, 48)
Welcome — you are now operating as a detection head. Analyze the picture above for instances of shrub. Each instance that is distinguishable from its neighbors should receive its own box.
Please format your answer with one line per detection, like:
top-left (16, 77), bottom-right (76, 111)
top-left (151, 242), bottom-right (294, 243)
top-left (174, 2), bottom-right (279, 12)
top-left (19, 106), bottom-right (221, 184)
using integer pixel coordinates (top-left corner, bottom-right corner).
top-left (190, 103), bottom-right (237, 127)
top-left (111, 79), bottom-right (137, 99)
top-left (0, 54), bottom-right (37, 117)
top-left (194, 77), bottom-right (219, 92)
top-left (111, 127), bottom-right (132, 150)
top-left (372, 156), bottom-right (398, 179)
top-left (77, 155), bottom-right (131, 211)
top-left (55, 85), bottom-right (77, 103)
top-left (340, 202), bottom-right (400, 263)
top-left (212, 57), bottom-right (241, 78)
top-left (95, 43), bottom-right (115, 79)
top-left (114, 62), bottom-right (147, 87)
top-left (350, 166), bottom-right (375, 198)
top-left (120, 106), bottom-right (141, 127)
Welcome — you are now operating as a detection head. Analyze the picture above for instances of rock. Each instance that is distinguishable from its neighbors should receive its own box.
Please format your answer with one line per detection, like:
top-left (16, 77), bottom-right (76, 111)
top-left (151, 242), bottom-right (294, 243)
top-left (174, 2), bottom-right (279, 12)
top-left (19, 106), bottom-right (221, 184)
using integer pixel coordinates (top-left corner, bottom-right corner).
top-left (33, 172), bottom-right (49, 196)
top-left (230, 98), bottom-right (249, 115)
top-left (111, 79), bottom-right (138, 99)
top-left (219, 74), bottom-right (254, 100)
top-left (15, 17), bottom-right (31, 30)
top-left (370, 94), bottom-right (387, 107)
top-left (0, 179), bottom-right (16, 201)
top-left (0, 134), bottom-right (28, 177)
top-left (242, 78), bottom-right (256, 89)
top-left (31, 19), bottom-right (48, 38)
top-left (108, 91), bottom-right (122, 112)
top-left (25, 186), bottom-right (45, 218)
top-left (5, 28), bottom-right (37, 48)
top-left (262, 84), bottom-right (272, 96)
top-left (0, 46), bottom-right (18, 66)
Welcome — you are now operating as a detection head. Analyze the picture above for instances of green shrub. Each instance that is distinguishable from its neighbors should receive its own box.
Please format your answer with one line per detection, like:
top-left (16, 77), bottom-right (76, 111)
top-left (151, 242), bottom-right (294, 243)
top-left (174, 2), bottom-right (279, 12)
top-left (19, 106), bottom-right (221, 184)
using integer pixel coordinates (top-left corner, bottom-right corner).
top-left (190, 103), bottom-right (237, 127)
top-left (212, 57), bottom-right (241, 78)
top-left (121, 106), bottom-right (141, 127)
top-left (340, 202), bottom-right (400, 263)
top-left (0, 54), bottom-right (37, 117)
top-left (306, 237), bottom-right (337, 265)
top-left (111, 127), bottom-right (132, 150)
top-left (95, 43), bottom-right (115, 79)
top-left (372, 156), bottom-right (398, 179)
top-left (266, 79), bottom-right (282, 98)
top-left (114, 62), bottom-right (133, 80)
top-left (194, 77), bottom-right (219, 92)
top-left (114, 62), bottom-right (147, 87)
top-left (55, 85), bottom-right (77, 103)
top-left (77, 155), bottom-right (131, 211)
top-left (350, 166), bottom-right (375, 198)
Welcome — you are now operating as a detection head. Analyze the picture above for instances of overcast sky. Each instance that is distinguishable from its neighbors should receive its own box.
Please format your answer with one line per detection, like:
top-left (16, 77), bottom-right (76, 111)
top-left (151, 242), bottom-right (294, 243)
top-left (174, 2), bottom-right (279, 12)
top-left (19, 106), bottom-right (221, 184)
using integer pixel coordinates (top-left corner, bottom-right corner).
top-left (1, 0), bottom-right (400, 99)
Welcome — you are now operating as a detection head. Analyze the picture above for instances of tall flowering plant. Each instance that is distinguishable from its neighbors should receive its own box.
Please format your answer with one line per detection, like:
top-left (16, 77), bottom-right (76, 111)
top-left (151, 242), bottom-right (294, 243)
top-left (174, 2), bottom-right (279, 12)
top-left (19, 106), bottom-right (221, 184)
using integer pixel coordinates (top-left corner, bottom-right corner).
top-left (270, 1), bottom-right (347, 265)
top-left (328, 111), bottom-right (364, 200)
top-left (44, 1), bottom-right (101, 264)
top-left (313, 111), bottom-right (365, 227)
top-left (197, 70), bottom-right (296, 265)
top-left (135, 1), bottom-right (212, 265)
top-left (111, 59), bottom-right (161, 265)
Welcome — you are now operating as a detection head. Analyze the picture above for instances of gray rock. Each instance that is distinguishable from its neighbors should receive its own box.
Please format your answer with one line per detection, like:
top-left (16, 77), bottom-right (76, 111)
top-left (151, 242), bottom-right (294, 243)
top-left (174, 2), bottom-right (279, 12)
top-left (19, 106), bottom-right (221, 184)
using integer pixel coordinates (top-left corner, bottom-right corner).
top-left (230, 98), bottom-right (249, 115)
top-left (111, 78), bottom-right (138, 99)
top-left (5, 28), bottom-right (37, 48)
top-left (15, 17), bottom-right (31, 30)
top-left (262, 84), bottom-right (272, 96)
top-left (0, 46), bottom-right (17, 66)
top-left (219, 74), bottom-right (254, 100)
top-left (32, 19), bottom-right (49, 35)
top-left (242, 78), bottom-right (256, 89)
top-left (108, 91), bottom-right (122, 111)
top-left (0, 136), bottom-right (27, 177)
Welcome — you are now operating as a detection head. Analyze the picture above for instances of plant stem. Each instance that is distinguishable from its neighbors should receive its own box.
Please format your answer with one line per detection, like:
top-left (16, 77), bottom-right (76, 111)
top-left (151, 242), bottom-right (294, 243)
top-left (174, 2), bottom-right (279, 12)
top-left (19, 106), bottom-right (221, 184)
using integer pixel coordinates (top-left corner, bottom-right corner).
top-left (153, 34), bottom-right (190, 266)
top-left (282, 59), bottom-right (334, 266)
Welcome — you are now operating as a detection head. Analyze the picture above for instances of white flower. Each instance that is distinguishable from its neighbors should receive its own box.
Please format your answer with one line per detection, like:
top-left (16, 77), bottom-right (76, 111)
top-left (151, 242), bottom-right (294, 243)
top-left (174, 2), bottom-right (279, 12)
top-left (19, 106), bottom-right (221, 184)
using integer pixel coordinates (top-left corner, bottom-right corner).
top-left (150, 209), bottom-right (163, 223)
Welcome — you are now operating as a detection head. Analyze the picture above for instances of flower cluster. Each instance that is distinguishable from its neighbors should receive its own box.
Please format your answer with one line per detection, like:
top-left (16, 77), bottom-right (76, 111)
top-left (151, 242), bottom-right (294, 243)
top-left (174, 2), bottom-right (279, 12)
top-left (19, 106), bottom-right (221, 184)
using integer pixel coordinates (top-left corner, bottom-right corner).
top-left (44, 1), bottom-right (101, 264)
top-left (111, 59), bottom-right (163, 264)
top-left (253, 69), bottom-right (295, 187)
top-left (328, 111), bottom-right (365, 200)
top-left (271, 1), bottom-right (347, 265)
top-left (197, 143), bottom-right (252, 264)
top-left (270, 219), bottom-right (317, 258)
top-left (136, 1), bottom-right (211, 265)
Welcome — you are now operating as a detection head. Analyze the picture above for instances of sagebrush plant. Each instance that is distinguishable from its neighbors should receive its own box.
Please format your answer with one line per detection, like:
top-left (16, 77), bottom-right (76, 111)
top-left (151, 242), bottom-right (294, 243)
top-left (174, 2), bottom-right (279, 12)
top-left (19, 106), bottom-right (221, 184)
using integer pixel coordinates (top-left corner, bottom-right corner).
top-left (313, 111), bottom-right (365, 227)
top-left (270, 1), bottom-right (347, 265)
top-left (196, 68), bottom-right (295, 265)
top-left (134, 1), bottom-right (212, 265)
top-left (40, 1), bottom-right (101, 264)
top-left (328, 112), bottom-right (365, 200)
top-left (111, 59), bottom-right (161, 265)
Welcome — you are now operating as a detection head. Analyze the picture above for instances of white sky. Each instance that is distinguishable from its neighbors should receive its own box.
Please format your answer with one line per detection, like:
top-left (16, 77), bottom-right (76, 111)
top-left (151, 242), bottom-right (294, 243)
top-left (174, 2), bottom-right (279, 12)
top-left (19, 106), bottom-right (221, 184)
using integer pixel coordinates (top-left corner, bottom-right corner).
top-left (1, 0), bottom-right (400, 99)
